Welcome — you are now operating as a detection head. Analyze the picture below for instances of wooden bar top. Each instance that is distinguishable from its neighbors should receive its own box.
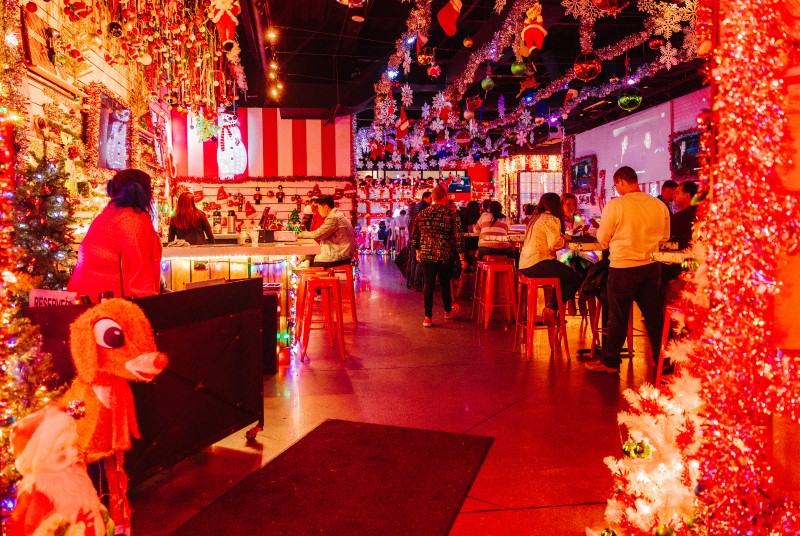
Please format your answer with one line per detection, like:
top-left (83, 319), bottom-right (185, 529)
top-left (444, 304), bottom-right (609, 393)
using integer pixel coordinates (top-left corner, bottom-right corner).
top-left (161, 240), bottom-right (320, 259)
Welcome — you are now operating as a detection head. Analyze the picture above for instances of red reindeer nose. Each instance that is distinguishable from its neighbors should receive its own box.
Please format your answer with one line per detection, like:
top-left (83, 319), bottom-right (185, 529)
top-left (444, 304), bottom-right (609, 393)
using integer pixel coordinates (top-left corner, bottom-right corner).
top-left (153, 353), bottom-right (169, 370)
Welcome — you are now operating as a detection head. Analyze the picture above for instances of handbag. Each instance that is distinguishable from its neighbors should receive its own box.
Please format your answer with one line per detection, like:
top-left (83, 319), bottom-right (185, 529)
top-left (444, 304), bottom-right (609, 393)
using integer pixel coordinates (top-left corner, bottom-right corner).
top-left (581, 258), bottom-right (609, 297)
top-left (394, 246), bottom-right (410, 274)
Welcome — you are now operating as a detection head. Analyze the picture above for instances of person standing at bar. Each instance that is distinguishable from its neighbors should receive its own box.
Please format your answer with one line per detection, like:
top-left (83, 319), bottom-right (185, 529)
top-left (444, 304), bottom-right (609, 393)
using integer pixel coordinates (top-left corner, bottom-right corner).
top-left (412, 186), bottom-right (467, 327)
top-left (68, 169), bottom-right (162, 302)
top-left (168, 191), bottom-right (215, 245)
top-left (585, 166), bottom-right (670, 375)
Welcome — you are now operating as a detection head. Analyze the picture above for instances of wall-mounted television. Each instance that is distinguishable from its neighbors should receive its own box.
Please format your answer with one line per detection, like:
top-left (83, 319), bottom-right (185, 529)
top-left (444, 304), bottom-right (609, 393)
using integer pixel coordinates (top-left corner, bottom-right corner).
top-left (447, 176), bottom-right (471, 193)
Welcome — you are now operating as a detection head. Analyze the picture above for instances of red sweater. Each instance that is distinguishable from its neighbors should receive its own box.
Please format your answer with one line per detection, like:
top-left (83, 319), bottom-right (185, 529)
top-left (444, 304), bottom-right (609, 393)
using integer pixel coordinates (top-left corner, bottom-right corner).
top-left (68, 204), bottom-right (162, 302)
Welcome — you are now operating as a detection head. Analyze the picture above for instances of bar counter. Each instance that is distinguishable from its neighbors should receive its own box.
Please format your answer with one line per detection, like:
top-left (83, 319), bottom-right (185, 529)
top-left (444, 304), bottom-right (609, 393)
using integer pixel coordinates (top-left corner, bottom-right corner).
top-left (160, 240), bottom-right (321, 350)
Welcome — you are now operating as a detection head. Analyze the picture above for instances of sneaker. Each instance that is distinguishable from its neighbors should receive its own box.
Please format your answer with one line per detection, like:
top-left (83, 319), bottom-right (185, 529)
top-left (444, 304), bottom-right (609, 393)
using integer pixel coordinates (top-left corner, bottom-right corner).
top-left (444, 303), bottom-right (460, 319)
top-left (542, 307), bottom-right (559, 326)
top-left (585, 361), bottom-right (620, 374)
top-left (423, 317), bottom-right (433, 327)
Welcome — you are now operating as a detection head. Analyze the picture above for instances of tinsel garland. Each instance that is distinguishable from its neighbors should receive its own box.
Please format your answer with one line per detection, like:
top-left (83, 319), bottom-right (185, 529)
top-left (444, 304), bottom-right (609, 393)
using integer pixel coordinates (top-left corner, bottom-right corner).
top-left (173, 175), bottom-right (357, 185)
top-left (600, 0), bottom-right (800, 534)
top-left (690, 0), bottom-right (800, 532)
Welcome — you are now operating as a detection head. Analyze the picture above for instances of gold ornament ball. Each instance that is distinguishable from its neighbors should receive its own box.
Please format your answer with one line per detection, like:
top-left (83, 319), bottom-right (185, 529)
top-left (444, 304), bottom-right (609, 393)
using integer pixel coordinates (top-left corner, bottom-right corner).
top-left (463, 36), bottom-right (473, 48)
top-left (89, 34), bottom-right (103, 48)
top-left (463, 109), bottom-right (474, 120)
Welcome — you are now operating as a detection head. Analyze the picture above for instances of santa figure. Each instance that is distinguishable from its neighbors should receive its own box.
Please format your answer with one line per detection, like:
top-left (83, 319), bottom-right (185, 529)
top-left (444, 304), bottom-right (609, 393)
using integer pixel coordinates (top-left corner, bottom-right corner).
top-left (210, 0), bottom-right (241, 51)
top-left (217, 108), bottom-right (247, 179)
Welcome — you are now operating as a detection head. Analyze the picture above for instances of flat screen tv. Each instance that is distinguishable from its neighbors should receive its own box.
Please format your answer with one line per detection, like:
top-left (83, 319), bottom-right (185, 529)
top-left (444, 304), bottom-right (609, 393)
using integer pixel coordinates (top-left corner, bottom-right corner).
top-left (447, 176), bottom-right (471, 193)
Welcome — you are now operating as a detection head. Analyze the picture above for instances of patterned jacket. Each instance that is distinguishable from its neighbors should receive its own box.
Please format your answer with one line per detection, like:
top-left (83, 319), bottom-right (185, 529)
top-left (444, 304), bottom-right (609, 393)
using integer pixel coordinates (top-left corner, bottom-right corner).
top-left (411, 204), bottom-right (465, 262)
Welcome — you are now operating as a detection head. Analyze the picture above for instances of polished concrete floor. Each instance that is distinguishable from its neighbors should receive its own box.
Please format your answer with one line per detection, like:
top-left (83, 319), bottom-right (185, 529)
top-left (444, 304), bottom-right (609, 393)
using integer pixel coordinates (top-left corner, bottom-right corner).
top-left (130, 254), bottom-right (661, 535)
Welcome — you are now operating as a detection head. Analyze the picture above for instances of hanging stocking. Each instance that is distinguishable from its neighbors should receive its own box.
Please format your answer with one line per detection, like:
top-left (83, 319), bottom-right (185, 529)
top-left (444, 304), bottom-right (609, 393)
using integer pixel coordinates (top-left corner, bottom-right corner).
top-left (437, 0), bottom-right (462, 36)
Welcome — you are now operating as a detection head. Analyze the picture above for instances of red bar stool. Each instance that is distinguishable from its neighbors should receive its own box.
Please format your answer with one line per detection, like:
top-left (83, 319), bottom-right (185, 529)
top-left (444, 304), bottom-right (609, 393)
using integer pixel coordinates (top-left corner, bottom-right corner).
top-left (477, 260), bottom-right (517, 329)
top-left (656, 305), bottom-right (683, 384)
top-left (328, 263), bottom-right (357, 325)
top-left (292, 267), bottom-right (326, 344)
top-left (394, 227), bottom-right (407, 253)
top-left (299, 276), bottom-right (346, 361)
top-left (513, 276), bottom-right (570, 361)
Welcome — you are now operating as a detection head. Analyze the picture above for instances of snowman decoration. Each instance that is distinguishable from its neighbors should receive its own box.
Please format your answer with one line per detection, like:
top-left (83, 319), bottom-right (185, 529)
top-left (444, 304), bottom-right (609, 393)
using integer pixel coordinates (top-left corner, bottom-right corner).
top-left (217, 108), bottom-right (247, 179)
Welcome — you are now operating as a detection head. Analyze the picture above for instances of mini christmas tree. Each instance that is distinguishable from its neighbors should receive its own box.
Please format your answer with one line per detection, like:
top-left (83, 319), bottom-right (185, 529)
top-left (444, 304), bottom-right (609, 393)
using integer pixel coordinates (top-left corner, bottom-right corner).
top-left (13, 154), bottom-right (76, 291)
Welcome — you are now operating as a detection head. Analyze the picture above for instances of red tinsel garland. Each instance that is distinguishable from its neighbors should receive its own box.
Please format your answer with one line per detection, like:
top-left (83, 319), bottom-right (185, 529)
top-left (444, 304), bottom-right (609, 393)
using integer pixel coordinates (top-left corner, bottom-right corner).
top-left (173, 175), bottom-right (356, 186)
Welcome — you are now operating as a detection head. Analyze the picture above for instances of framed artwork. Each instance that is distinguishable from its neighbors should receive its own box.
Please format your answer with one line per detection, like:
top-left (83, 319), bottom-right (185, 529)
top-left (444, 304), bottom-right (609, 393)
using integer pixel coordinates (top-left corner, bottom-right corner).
top-left (670, 128), bottom-right (701, 181)
top-left (20, 10), bottom-right (62, 77)
top-left (84, 83), bottom-right (134, 178)
top-left (570, 154), bottom-right (597, 195)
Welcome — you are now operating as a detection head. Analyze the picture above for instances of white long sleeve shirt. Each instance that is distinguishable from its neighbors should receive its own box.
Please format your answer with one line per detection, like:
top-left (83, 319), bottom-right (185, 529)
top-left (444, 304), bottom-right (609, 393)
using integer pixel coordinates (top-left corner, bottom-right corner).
top-left (596, 191), bottom-right (670, 268)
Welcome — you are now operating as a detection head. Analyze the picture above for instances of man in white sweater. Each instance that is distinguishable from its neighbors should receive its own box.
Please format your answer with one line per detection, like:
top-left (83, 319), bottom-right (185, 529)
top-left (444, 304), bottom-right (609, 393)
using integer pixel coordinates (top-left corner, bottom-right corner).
top-left (586, 166), bottom-right (670, 374)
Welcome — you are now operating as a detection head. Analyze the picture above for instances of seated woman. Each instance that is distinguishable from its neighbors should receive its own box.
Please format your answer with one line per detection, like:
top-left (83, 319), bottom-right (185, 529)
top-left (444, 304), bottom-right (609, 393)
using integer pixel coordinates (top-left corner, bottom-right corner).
top-left (68, 169), bottom-right (162, 302)
top-left (518, 193), bottom-right (582, 325)
top-left (168, 191), bottom-right (215, 245)
top-left (474, 200), bottom-right (513, 260)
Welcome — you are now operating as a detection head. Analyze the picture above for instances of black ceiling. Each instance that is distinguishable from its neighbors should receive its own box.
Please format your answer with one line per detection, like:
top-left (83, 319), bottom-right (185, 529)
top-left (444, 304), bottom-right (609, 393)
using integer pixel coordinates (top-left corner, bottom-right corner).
top-left (237, 0), bottom-right (706, 137)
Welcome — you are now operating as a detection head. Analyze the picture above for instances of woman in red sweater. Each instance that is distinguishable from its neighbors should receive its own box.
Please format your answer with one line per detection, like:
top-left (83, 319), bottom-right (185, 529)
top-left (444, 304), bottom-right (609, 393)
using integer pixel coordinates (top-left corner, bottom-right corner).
top-left (68, 169), bottom-right (162, 302)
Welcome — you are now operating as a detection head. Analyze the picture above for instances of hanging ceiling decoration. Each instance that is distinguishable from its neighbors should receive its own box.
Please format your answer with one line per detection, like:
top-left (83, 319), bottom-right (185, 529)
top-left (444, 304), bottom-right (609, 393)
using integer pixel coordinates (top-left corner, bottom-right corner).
top-left (617, 86), bottom-right (643, 110)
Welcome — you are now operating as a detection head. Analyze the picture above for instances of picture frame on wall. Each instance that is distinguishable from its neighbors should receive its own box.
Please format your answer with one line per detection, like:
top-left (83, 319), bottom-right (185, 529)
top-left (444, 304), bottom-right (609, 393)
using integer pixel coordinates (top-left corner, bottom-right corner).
top-left (670, 128), bottom-right (702, 181)
top-left (20, 10), bottom-right (64, 78)
top-left (570, 154), bottom-right (597, 195)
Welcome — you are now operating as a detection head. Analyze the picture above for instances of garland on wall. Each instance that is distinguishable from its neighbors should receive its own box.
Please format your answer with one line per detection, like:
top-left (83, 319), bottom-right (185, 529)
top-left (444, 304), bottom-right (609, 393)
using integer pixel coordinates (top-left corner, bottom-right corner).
top-left (173, 175), bottom-right (357, 185)
top-left (597, 0), bottom-right (800, 534)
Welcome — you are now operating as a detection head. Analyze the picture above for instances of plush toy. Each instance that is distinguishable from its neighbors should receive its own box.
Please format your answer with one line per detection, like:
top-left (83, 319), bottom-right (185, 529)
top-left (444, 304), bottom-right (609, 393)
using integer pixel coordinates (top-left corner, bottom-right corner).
top-left (7, 406), bottom-right (113, 536)
top-left (59, 299), bottom-right (169, 534)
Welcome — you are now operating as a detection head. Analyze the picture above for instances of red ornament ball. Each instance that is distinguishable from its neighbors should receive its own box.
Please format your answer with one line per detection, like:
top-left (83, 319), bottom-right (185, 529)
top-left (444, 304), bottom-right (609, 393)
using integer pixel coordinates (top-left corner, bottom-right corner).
top-left (590, 0), bottom-right (629, 14)
top-left (574, 52), bottom-right (602, 82)
top-left (648, 36), bottom-right (667, 50)
top-left (25, 2), bottom-right (37, 12)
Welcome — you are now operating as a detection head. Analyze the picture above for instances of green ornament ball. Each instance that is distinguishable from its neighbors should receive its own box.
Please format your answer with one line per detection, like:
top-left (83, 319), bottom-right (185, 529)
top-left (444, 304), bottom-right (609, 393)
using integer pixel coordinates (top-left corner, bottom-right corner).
top-left (655, 526), bottom-right (675, 536)
top-left (622, 439), bottom-right (637, 458)
top-left (481, 76), bottom-right (495, 92)
top-left (635, 441), bottom-right (652, 459)
top-left (601, 529), bottom-right (617, 536)
top-left (511, 61), bottom-right (527, 76)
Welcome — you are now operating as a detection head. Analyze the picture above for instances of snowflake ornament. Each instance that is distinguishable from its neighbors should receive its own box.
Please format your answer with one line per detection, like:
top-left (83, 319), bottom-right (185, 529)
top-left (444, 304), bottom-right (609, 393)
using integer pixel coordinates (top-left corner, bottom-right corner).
top-left (401, 84), bottom-right (414, 108)
top-left (652, 9), bottom-right (682, 38)
top-left (562, 0), bottom-right (601, 24)
top-left (377, 161), bottom-right (385, 171)
top-left (519, 109), bottom-right (533, 128)
top-left (402, 52), bottom-right (412, 74)
top-left (681, 22), bottom-right (698, 58)
top-left (484, 137), bottom-right (494, 152)
top-left (480, 156), bottom-right (492, 167)
top-left (430, 118), bottom-right (445, 132)
top-left (433, 92), bottom-right (447, 111)
top-left (421, 102), bottom-right (431, 119)
top-left (659, 42), bottom-right (680, 70)
top-left (493, 0), bottom-right (506, 13)
top-left (461, 156), bottom-right (473, 168)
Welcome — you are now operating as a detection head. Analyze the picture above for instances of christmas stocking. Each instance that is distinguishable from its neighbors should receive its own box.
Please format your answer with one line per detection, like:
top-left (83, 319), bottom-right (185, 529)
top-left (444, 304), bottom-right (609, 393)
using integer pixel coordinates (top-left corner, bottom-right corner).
top-left (437, 0), bottom-right (462, 37)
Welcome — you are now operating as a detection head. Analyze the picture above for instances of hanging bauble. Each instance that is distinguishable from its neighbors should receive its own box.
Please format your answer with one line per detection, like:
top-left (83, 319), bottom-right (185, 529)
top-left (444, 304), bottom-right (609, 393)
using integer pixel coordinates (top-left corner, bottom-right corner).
top-left (25, 2), bottom-right (38, 12)
top-left (456, 131), bottom-right (470, 148)
top-left (506, 132), bottom-right (517, 143)
top-left (600, 530), bottom-right (617, 536)
top-left (590, 0), bottom-right (629, 14)
top-left (463, 36), bottom-right (473, 48)
top-left (621, 438), bottom-right (637, 457)
top-left (463, 109), bottom-right (474, 121)
top-left (138, 53), bottom-right (153, 66)
top-left (427, 64), bottom-right (441, 78)
top-left (609, 75), bottom-right (620, 84)
top-left (421, 134), bottom-right (430, 145)
top-left (510, 61), bottom-right (527, 76)
top-left (481, 77), bottom-right (495, 92)
top-left (654, 527), bottom-right (675, 536)
top-left (418, 48), bottom-right (433, 66)
top-left (617, 87), bottom-right (642, 111)
top-left (574, 52), bottom-right (601, 82)
top-left (107, 21), bottom-right (124, 38)
top-left (648, 36), bottom-right (666, 50)
top-left (88, 33), bottom-right (103, 47)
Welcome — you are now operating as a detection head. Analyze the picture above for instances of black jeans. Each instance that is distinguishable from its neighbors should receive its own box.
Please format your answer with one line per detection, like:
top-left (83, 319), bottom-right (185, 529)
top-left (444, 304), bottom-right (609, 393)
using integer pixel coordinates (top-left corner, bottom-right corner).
top-left (602, 263), bottom-right (663, 368)
top-left (311, 257), bottom-right (352, 269)
top-left (421, 260), bottom-right (455, 317)
top-left (519, 259), bottom-right (582, 310)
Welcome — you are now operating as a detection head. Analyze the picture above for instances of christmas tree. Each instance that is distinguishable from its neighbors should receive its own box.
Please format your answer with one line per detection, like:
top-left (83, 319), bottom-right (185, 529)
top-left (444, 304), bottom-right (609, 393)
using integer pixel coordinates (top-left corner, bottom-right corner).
top-left (0, 12), bottom-right (60, 517)
top-left (13, 154), bottom-right (76, 291)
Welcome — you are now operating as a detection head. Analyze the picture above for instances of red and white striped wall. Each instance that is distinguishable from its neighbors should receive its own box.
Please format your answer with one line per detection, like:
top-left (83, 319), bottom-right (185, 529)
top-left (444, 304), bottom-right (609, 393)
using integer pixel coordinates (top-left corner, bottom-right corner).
top-left (170, 108), bottom-right (353, 178)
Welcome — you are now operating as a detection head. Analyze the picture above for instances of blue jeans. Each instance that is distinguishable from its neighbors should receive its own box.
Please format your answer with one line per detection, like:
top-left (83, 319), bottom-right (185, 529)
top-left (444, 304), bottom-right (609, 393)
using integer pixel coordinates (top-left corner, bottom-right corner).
top-left (602, 263), bottom-right (663, 368)
top-left (519, 259), bottom-right (582, 310)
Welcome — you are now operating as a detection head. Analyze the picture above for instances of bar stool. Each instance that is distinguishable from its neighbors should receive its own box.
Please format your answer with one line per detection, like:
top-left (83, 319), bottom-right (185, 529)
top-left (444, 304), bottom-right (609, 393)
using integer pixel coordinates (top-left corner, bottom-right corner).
top-left (328, 263), bottom-right (357, 325)
top-left (589, 299), bottom-right (635, 361)
top-left (298, 276), bottom-right (346, 361)
top-left (292, 267), bottom-right (326, 343)
top-left (471, 257), bottom-right (514, 321)
top-left (476, 260), bottom-right (517, 329)
top-left (394, 227), bottom-right (407, 253)
top-left (513, 276), bottom-right (570, 361)
top-left (656, 305), bottom-right (683, 384)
